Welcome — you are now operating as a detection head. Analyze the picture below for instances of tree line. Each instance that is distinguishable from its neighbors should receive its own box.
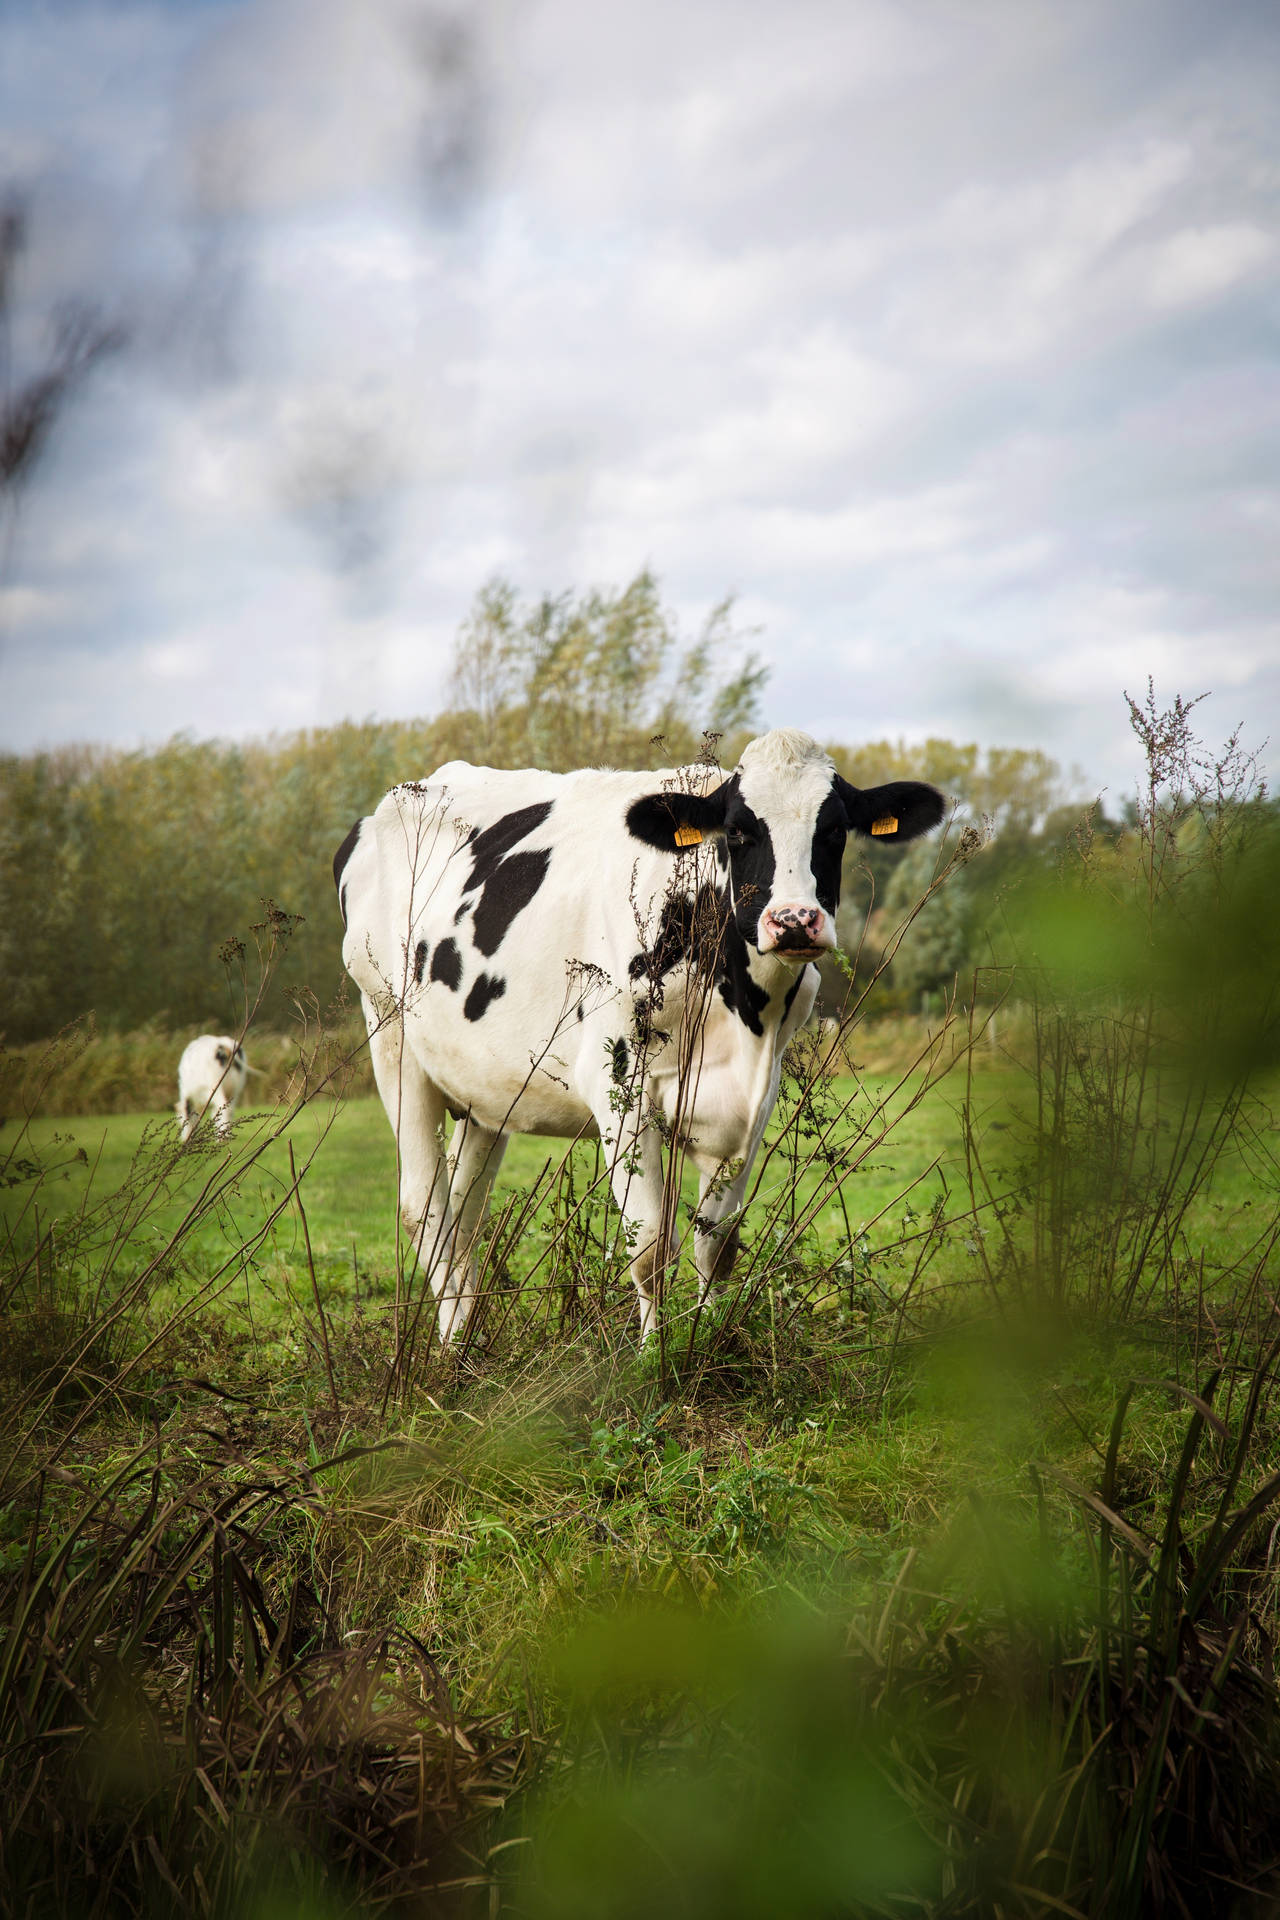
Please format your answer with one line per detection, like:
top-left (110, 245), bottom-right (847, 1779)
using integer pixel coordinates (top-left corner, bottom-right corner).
top-left (1, 572), bottom-right (1084, 1045)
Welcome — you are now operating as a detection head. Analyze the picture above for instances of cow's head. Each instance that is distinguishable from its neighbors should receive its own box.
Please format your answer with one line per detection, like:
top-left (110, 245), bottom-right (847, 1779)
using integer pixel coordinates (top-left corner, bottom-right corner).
top-left (626, 729), bottom-right (945, 962)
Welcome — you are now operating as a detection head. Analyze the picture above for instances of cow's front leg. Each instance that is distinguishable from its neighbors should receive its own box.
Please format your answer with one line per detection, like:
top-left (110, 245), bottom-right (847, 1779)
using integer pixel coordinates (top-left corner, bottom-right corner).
top-left (436, 1115), bottom-right (508, 1344)
top-left (694, 1163), bottom-right (749, 1302)
top-left (692, 1080), bottom-right (778, 1304)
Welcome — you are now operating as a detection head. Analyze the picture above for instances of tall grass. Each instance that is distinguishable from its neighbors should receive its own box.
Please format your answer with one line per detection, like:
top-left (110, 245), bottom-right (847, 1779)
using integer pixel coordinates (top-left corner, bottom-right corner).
top-left (959, 686), bottom-right (1280, 1332)
top-left (3, 688), bottom-right (1280, 1915)
top-left (0, 1442), bottom-right (531, 1916)
top-left (513, 1350), bottom-right (1280, 1917)
top-left (0, 1011), bottom-right (375, 1118)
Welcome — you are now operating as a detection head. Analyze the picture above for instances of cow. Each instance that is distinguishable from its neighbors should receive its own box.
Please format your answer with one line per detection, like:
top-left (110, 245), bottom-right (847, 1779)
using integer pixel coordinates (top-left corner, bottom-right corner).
top-left (335, 728), bottom-right (943, 1344)
top-left (176, 1035), bottom-right (248, 1141)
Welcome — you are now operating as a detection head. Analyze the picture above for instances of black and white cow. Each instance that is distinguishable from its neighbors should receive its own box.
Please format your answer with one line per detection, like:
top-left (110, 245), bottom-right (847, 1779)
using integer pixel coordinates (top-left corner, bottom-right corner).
top-left (176, 1034), bottom-right (248, 1141)
top-left (335, 729), bottom-right (943, 1343)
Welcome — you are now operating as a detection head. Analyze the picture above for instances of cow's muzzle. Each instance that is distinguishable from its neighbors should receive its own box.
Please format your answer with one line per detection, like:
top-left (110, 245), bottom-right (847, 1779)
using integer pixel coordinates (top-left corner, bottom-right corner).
top-left (758, 906), bottom-right (833, 961)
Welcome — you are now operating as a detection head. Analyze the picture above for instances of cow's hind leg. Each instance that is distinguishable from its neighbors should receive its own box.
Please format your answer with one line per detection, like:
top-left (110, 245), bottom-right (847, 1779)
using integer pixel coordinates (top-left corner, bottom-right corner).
top-left (436, 1115), bottom-right (508, 1344)
top-left (362, 994), bottom-right (456, 1312)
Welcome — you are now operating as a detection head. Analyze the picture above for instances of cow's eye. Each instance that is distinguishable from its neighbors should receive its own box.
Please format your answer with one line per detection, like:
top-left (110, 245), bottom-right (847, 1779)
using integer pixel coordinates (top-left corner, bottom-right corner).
top-left (726, 825), bottom-right (751, 847)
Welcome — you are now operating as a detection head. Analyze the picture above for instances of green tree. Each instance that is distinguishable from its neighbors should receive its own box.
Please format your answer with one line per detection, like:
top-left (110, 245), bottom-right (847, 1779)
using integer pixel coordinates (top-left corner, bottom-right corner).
top-left (1, 572), bottom-right (1103, 1045)
top-left (878, 839), bottom-right (975, 1000)
top-left (445, 571), bottom-right (766, 770)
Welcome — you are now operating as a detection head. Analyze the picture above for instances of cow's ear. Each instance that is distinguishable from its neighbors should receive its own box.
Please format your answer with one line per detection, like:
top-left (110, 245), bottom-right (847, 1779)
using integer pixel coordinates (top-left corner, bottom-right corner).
top-left (626, 781), bottom-right (729, 851)
top-left (835, 776), bottom-right (945, 844)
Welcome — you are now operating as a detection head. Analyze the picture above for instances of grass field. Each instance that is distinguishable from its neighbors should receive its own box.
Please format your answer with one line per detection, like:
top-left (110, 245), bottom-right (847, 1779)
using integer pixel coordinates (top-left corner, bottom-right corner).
top-left (7, 1039), bottom-right (1269, 1330)
top-left (5, 1018), bottom-right (1280, 1917)
top-left (3, 1068), bottom-right (968, 1285)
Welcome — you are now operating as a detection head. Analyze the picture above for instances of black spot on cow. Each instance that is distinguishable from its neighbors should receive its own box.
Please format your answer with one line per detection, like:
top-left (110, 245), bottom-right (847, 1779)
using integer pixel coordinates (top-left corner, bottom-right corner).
top-left (455, 802), bottom-right (554, 957)
top-left (332, 818), bottom-right (363, 928)
top-left (472, 846), bottom-right (551, 956)
top-left (463, 972), bottom-right (506, 1022)
top-left (215, 1047), bottom-right (229, 1067)
top-left (631, 995), bottom-right (671, 1050)
top-left (808, 790), bottom-right (849, 916)
top-left (610, 1036), bottom-right (629, 1083)
top-left (715, 929), bottom-right (771, 1036)
top-left (466, 802), bottom-right (553, 884)
top-left (430, 938), bottom-right (462, 990)
top-left (719, 781), bottom-right (779, 947)
top-left (576, 1003), bottom-right (584, 1022)
top-left (628, 885), bottom-right (728, 994)
top-left (628, 883), bottom-right (772, 1035)
top-left (413, 940), bottom-right (429, 985)
top-left (782, 972), bottom-right (806, 1022)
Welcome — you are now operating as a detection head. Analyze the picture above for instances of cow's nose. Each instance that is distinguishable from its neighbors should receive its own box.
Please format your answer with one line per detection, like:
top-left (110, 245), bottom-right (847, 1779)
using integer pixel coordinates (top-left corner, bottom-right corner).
top-left (759, 906), bottom-right (831, 955)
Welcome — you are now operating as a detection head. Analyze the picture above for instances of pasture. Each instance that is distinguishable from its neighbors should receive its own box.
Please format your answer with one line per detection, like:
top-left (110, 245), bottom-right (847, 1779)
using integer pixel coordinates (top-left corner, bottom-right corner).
top-left (5, 1001), bottom-right (1280, 1916)
top-left (3, 1066), bottom-right (971, 1317)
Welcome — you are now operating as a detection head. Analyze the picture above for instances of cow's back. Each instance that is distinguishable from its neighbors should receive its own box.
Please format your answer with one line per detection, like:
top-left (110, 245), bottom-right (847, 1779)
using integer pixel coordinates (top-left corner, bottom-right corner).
top-left (340, 761), bottom-right (714, 1136)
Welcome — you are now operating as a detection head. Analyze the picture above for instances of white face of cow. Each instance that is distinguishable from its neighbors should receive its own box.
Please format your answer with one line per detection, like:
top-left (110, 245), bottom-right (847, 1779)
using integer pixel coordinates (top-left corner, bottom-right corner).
top-left (626, 727), bottom-right (946, 964)
top-left (727, 734), bottom-right (848, 960)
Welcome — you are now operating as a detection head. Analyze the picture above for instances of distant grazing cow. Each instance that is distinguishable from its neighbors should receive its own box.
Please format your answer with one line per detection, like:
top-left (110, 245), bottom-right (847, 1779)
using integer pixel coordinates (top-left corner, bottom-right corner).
top-left (176, 1035), bottom-right (248, 1141)
top-left (335, 729), bottom-right (943, 1343)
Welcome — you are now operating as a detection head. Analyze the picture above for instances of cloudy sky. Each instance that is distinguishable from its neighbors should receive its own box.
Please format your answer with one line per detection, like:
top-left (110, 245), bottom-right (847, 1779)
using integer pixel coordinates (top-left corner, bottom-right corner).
top-left (1, 0), bottom-right (1278, 804)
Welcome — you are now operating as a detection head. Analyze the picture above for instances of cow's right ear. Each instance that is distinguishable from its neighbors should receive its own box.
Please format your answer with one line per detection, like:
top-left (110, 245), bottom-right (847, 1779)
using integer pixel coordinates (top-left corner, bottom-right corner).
top-left (626, 781), bottom-right (729, 852)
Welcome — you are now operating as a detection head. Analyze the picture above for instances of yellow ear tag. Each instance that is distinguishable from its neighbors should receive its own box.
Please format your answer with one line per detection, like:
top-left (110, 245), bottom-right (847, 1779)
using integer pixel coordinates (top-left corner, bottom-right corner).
top-left (871, 815), bottom-right (898, 836)
top-left (674, 825), bottom-right (703, 848)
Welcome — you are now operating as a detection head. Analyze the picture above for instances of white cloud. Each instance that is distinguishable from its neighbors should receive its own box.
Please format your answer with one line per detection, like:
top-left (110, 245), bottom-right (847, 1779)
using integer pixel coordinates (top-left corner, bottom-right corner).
top-left (1, 0), bottom-right (1278, 803)
top-left (0, 583), bottom-right (72, 629)
top-left (143, 638), bottom-right (210, 683)
top-left (881, 140), bottom-right (1196, 366)
top-left (1144, 221), bottom-right (1275, 308)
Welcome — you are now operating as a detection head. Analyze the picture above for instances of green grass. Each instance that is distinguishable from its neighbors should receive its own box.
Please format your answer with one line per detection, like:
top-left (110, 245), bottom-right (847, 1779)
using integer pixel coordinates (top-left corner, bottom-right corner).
top-left (5, 1047), bottom-right (1270, 1371)
top-left (4, 1059), bottom-right (1265, 1675)
top-left (0, 1069), bottom-right (977, 1312)
top-left (6, 1045), bottom-right (1280, 1917)
top-left (3, 1076), bottom-right (957, 1229)
top-left (10, 704), bottom-right (1280, 1912)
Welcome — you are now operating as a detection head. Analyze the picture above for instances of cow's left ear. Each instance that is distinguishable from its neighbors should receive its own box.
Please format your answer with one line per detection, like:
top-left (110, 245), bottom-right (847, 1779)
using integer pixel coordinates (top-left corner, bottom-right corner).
top-left (626, 780), bottom-right (729, 852)
top-left (835, 776), bottom-right (945, 844)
